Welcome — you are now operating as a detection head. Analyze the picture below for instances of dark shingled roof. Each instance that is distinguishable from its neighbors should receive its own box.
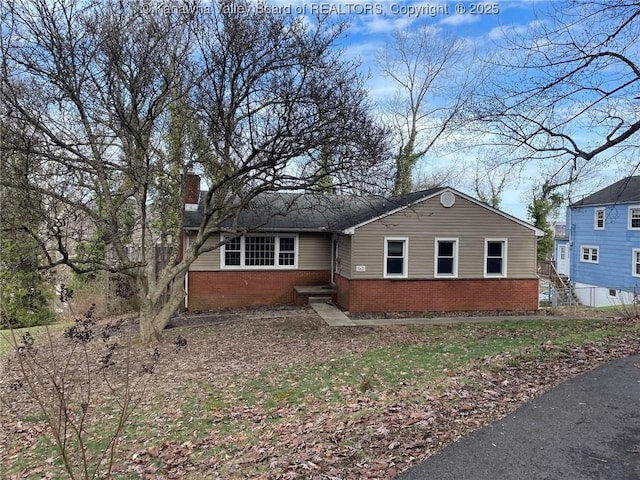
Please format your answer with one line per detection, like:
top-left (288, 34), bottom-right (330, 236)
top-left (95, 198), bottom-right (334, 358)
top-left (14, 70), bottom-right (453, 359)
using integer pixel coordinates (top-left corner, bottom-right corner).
top-left (570, 176), bottom-right (640, 207)
top-left (184, 188), bottom-right (444, 232)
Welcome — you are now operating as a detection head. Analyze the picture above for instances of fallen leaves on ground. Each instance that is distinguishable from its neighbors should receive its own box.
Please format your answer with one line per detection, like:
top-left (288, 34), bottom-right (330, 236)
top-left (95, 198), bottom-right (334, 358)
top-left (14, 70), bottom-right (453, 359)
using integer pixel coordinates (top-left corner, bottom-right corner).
top-left (1, 307), bottom-right (639, 479)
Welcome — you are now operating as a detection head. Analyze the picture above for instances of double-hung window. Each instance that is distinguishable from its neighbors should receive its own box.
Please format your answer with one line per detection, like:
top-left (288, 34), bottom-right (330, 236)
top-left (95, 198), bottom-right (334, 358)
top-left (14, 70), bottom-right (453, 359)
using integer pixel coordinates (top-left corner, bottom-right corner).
top-left (384, 237), bottom-right (408, 278)
top-left (629, 207), bottom-right (640, 229)
top-left (580, 245), bottom-right (599, 263)
top-left (435, 238), bottom-right (458, 277)
top-left (278, 237), bottom-right (296, 266)
top-left (485, 239), bottom-right (507, 277)
top-left (221, 234), bottom-right (297, 269)
top-left (224, 236), bottom-right (241, 266)
top-left (594, 208), bottom-right (605, 230)
top-left (633, 249), bottom-right (640, 277)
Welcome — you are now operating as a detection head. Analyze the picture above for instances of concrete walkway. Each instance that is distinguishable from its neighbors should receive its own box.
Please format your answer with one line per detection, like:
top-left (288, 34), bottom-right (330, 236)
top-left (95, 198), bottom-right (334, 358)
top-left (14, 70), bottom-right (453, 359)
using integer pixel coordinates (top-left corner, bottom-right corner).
top-left (309, 302), bottom-right (358, 326)
top-left (309, 301), bottom-right (565, 327)
top-left (397, 354), bottom-right (640, 479)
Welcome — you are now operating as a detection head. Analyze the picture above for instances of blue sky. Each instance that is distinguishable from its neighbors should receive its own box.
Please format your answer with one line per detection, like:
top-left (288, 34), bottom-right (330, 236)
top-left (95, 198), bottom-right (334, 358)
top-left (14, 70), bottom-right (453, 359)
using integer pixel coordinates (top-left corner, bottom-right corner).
top-left (329, 1), bottom-right (630, 222)
top-left (330, 1), bottom-right (554, 220)
top-left (330, 1), bottom-right (547, 81)
top-left (341, 1), bottom-right (540, 43)
top-left (267, 1), bottom-right (629, 221)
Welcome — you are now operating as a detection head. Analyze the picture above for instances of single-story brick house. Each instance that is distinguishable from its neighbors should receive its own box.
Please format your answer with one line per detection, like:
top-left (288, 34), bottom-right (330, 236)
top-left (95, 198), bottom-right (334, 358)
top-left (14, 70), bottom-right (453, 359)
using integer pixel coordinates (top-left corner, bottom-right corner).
top-left (183, 178), bottom-right (544, 313)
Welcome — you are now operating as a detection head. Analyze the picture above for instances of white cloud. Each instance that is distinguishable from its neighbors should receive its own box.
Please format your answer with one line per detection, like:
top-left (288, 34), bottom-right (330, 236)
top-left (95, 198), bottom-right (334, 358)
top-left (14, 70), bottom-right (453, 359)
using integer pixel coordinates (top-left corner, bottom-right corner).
top-left (340, 39), bottom-right (383, 66)
top-left (438, 14), bottom-right (481, 27)
top-left (350, 11), bottom-right (414, 35)
top-left (487, 18), bottom-right (546, 41)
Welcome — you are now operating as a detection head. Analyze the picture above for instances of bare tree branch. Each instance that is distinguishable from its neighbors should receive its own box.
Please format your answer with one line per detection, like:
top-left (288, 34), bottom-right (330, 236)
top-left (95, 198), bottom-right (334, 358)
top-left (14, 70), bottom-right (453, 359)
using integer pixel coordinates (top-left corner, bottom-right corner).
top-left (472, 0), bottom-right (640, 185)
top-left (1, 0), bottom-right (388, 342)
top-left (379, 26), bottom-right (476, 193)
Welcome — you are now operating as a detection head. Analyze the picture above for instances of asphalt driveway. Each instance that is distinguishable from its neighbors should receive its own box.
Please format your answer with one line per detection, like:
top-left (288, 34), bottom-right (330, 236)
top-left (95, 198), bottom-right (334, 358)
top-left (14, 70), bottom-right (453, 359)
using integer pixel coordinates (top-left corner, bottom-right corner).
top-left (398, 355), bottom-right (640, 480)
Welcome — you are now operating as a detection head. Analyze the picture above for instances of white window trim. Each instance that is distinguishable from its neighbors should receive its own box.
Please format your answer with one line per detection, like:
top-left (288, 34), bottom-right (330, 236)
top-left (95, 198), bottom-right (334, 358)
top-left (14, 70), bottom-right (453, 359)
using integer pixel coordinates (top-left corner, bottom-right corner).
top-left (633, 249), bottom-right (640, 278)
top-left (434, 237), bottom-right (459, 278)
top-left (580, 245), bottom-right (599, 264)
top-left (484, 238), bottom-right (508, 278)
top-left (628, 206), bottom-right (640, 230)
top-left (594, 208), bottom-right (605, 230)
top-left (384, 237), bottom-right (408, 279)
top-left (219, 233), bottom-right (299, 270)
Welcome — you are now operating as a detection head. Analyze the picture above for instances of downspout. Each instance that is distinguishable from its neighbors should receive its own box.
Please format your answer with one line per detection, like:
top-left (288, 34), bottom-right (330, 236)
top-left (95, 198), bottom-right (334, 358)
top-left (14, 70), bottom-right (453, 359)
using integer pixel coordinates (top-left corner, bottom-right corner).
top-left (184, 233), bottom-right (189, 310)
top-left (330, 233), bottom-right (336, 285)
top-left (182, 172), bottom-right (200, 311)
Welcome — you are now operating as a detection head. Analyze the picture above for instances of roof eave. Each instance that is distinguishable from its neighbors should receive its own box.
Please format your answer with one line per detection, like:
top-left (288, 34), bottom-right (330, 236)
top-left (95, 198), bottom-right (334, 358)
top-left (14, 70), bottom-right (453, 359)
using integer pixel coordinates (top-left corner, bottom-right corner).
top-left (341, 187), bottom-right (543, 236)
top-left (570, 200), bottom-right (640, 208)
top-left (183, 226), bottom-right (337, 234)
top-left (341, 188), bottom-right (445, 231)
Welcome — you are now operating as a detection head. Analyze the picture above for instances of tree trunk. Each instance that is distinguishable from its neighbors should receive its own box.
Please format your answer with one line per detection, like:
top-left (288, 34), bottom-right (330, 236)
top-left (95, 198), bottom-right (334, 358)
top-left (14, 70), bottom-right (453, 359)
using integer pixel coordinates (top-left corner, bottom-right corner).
top-left (138, 272), bottom-right (186, 344)
top-left (139, 310), bottom-right (164, 344)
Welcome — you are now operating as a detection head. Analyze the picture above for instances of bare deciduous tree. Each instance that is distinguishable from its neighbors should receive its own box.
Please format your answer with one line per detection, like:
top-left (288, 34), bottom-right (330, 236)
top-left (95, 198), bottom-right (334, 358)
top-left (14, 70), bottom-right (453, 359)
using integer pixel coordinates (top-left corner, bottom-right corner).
top-left (472, 0), bottom-right (640, 188)
top-left (472, 162), bottom-right (510, 209)
top-left (378, 26), bottom-right (473, 194)
top-left (1, 0), bottom-right (388, 343)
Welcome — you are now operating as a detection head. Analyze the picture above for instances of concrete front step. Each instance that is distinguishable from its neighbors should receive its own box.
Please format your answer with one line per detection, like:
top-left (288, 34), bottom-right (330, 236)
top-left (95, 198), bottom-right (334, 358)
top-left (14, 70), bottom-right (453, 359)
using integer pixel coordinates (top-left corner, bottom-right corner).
top-left (293, 285), bottom-right (336, 306)
top-left (308, 296), bottom-right (333, 304)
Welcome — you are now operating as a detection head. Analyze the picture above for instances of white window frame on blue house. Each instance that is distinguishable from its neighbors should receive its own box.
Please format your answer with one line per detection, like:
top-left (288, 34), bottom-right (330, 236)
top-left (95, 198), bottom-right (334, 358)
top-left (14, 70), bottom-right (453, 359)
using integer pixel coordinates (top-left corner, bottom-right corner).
top-left (580, 245), bottom-right (599, 264)
top-left (629, 206), bottom-right (640, 230)
top-left (594, 208), bottom-right (605, 230)
top-left (633, 249), bottom-right (640, 278)
top-left (220, 233), bottom-right (299, 269)
top-left (384, 237), bottom-right (408, 278)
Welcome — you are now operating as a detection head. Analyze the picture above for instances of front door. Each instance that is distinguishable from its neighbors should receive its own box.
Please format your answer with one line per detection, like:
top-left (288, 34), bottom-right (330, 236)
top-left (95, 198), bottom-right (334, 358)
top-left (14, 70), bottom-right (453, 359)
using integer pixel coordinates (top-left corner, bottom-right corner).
top-left (556, 244), bottom-right (570, 276)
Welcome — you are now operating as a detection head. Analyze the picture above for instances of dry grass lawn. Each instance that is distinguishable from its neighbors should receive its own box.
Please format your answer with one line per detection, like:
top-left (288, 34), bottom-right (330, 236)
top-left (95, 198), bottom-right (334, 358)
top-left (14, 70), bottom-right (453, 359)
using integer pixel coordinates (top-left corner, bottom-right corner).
top-left (1, 306), bottom-right (639, 479)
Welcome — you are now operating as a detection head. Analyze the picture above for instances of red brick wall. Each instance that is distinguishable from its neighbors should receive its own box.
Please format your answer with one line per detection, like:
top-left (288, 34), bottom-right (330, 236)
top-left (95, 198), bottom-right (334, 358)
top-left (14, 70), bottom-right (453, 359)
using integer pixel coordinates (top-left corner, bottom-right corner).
top-left (342, 278), bottom-right (539, 313)
top-left (335, 273), bottom-right (350, 309)
top-left (187, 270), bottom-right (331, 311)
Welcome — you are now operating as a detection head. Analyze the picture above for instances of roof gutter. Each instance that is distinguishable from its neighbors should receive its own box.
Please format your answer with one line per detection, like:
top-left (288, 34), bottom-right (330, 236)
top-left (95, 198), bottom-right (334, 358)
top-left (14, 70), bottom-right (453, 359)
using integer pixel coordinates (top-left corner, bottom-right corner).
top-left (183, 226), bottom-right (342, 234)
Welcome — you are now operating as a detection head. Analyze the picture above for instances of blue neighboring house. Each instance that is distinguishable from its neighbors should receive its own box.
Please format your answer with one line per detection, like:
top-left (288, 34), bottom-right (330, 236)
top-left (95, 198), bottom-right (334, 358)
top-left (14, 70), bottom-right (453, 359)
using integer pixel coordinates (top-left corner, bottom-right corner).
top-left (558, 176), bottom-right (640, 307)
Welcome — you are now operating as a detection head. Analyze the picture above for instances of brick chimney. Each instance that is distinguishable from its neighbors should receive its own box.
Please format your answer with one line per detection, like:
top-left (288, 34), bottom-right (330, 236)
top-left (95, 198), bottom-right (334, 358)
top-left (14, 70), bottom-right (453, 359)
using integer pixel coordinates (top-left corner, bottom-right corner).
top-left (184, 172), bottom-right (200, 211)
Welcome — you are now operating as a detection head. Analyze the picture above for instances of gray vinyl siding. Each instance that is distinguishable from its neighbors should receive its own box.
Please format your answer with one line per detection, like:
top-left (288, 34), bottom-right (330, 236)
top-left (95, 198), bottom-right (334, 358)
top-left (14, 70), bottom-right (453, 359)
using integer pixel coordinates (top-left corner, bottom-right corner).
top-left (188, 232), bottom-right (331, 272)
top-left (298, 233), bottom-right (332, 270)
top-left (188, 234), bottom-right (221, 272)
top-left (351, 194), bottom-right (537, 279)
top-left (336, 234), bottom-right (352, 278)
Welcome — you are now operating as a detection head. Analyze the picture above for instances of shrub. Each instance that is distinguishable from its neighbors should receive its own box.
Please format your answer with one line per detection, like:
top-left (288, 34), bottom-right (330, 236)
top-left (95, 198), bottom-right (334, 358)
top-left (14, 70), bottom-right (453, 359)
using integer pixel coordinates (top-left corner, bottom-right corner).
top-left (0, 270), bottom-right (54, 328)
top-left (1, 289), bottom-right (179, 480)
